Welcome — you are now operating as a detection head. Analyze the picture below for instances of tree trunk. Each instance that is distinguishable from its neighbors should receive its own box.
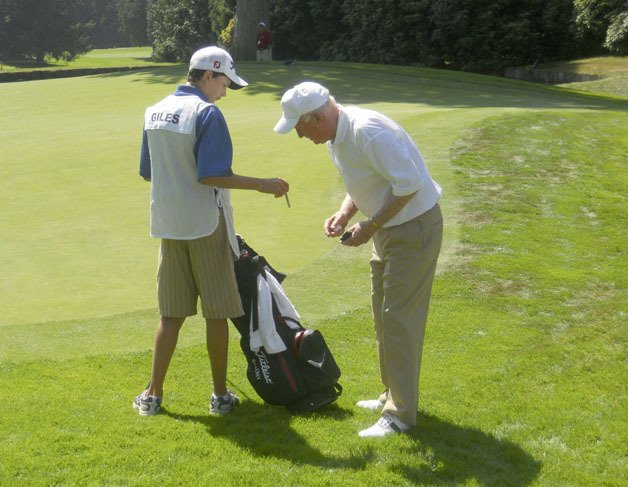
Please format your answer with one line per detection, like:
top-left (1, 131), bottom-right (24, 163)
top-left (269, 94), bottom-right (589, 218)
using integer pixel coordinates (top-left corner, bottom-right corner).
top-left (233, 0), bottom-right (269, 61)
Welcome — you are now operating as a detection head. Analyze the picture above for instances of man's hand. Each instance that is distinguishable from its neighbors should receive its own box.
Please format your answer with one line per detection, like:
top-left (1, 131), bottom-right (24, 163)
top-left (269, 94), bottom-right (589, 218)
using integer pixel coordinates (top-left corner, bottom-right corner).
top-left (324, 194), bottom-right (358, 237)
top-left (258, 178), bottom-right (289, 197)
top-left (340, 220), bottom-right (378, 247)
top-left (324, 214), bottom-right (348, 237)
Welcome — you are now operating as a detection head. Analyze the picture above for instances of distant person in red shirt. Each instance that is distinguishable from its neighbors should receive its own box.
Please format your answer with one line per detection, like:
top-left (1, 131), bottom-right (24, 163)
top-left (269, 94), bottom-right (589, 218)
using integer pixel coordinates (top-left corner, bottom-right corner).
top-left (256, 22), bottom-right (272, 62)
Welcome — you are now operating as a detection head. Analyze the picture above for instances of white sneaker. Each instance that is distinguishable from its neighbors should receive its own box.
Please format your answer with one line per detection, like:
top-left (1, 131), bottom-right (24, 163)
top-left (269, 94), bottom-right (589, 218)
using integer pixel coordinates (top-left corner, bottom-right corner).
top-left (358, 413), bottom-right (411, 438)
top-left (133, 392), bottom-right (162, 416)
top-left (356, 398), bottom-right (385, 411)
top-left (209, 390), bottom-right (240, 415)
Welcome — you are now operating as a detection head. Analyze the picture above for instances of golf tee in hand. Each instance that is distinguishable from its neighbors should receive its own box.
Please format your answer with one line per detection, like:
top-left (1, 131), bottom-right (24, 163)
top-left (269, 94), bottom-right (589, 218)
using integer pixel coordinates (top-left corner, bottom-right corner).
top-left (259, 177), bottom-right (289, 197)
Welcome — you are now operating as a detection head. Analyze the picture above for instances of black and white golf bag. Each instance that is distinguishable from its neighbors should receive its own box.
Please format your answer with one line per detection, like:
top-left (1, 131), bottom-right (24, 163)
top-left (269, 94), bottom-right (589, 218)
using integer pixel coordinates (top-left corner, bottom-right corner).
top-left (230, 236), bottom-right (342, 413)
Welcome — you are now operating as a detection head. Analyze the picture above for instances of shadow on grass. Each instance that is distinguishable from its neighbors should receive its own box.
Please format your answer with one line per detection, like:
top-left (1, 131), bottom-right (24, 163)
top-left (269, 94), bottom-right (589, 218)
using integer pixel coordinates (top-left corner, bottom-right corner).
top-left (104, 61), bottom-right (626, 112)
top-left (96, 65), bottom-right (185, 85)
top-left (163, 402), bottom-right (539, 484)
top-left (395, 411), bottom-right (542, 486)
top-left (163, 401), bottom-right (374, 470)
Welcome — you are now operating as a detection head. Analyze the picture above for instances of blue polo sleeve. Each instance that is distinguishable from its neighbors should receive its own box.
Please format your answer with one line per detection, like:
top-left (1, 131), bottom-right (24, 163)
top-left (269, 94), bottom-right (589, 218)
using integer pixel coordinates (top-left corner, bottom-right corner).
top-left (139, 128), bottom-right (151, 179)
top-left (195, 105), bottom-right (234, 180)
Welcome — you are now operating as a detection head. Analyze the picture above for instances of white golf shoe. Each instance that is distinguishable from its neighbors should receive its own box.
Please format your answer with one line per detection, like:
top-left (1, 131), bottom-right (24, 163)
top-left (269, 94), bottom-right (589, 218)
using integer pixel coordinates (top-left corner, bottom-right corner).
top-left (356, 398), bottom-right (385, 411)
top-left (358, 413), bottom-right (411, 438)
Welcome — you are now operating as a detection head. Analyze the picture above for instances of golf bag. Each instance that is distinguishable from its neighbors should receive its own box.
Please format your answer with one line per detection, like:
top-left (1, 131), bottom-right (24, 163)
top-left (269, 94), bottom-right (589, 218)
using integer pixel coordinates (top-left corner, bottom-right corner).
top-left (230, 236), bottom-right (342, 413)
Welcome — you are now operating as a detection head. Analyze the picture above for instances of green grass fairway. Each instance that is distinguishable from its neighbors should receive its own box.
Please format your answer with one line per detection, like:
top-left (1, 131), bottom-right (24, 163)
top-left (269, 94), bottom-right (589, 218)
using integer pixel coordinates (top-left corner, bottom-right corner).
top-left (0, 59), bottom-right (626, 485)
top-left (0, 46), bottom-right (172, 72)
top-left (1, 61), bottom-right (621, 329)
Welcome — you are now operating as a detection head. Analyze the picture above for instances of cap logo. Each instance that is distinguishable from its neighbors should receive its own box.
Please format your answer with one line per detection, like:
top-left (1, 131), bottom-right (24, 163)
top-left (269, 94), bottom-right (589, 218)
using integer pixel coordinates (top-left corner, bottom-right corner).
top-left (213, 60), bottom-right (221, 69)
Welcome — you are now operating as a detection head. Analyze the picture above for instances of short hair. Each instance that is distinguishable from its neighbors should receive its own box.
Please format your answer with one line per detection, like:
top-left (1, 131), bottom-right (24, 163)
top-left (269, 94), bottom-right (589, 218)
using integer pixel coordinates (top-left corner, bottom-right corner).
top-left (187, 69), bottom-right (227, 83)
top-left (301, 97), bottom-right (336, 123)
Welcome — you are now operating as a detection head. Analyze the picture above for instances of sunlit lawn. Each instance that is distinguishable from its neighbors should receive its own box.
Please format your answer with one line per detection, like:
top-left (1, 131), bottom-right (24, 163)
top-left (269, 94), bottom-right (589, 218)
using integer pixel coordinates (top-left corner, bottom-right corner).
top-left (0, 55), bottom-right (626, 485)
top-left (542, 55), bottom-right (628, 98)
top-left (0, 46), bottom-right (171, 72)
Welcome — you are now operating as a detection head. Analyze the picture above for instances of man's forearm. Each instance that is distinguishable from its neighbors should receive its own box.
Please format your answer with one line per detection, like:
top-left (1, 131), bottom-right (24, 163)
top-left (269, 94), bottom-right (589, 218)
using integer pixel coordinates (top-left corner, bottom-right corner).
top-left (339, 193), bottom-right (359, 219)
top-left (200, 174), bottom-right (289, 197)
top-left (199, 174), bottom-right (261, 191)
top-left (370, 191), bottom-right (416, 227)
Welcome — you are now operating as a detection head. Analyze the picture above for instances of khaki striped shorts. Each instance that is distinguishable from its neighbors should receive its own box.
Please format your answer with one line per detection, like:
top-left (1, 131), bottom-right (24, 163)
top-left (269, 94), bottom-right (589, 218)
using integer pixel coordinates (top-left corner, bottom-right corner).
top-left (157, 217), bottom-right (244, 319)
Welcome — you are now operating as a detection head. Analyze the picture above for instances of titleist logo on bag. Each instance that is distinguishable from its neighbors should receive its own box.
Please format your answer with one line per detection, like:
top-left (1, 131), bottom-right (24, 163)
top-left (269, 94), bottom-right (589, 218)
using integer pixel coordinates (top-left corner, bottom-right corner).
top-left (253, 350), bottom-right (274, 384)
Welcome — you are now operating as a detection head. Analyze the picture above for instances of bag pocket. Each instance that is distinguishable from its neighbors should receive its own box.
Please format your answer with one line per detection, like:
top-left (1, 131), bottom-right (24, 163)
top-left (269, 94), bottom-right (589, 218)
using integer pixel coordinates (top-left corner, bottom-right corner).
top-left (294, 329), bottom-right (341, 387)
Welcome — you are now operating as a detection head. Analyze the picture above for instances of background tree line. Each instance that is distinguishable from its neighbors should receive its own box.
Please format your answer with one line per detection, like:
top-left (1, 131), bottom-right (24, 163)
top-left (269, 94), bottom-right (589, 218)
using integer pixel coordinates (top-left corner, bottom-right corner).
top-left (0, 0), bottom-right (148, 63)
top-left (1, 0), bottom-right (626, 73)
top-left (270, 0), bottom-right (627, 73)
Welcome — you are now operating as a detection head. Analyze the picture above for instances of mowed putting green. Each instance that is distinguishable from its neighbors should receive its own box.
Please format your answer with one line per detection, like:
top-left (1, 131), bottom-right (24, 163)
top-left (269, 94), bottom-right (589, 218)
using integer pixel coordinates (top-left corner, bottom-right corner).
top-left (0, 63), bottom-right (346, 329)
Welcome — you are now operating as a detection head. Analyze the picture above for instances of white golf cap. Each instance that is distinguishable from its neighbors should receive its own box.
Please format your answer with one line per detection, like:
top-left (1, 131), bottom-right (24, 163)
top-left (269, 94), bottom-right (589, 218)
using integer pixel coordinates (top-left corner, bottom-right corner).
top-left (189, 46), bottom-right (248, 90)
top-left (273, 82), bottom-right (330, 134)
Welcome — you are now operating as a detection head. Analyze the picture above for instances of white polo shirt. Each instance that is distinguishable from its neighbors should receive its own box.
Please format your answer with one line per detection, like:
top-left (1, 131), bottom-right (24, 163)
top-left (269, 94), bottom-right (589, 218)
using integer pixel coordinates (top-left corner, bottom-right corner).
top-left (328, 105), bottom-right (441, 227)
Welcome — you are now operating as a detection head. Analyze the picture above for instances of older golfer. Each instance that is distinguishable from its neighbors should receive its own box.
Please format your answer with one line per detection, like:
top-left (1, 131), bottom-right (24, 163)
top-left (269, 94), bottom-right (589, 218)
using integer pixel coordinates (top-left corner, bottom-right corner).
top-left (135, 46), bottom-right (289, 417)
top-left (274, 82), bottom-right (442, 437)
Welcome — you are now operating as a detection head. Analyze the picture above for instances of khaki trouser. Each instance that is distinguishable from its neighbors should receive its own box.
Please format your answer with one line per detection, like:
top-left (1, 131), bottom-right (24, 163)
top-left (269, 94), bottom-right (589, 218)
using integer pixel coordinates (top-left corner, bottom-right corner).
top-left (370, 203), bottom-right (443, 426)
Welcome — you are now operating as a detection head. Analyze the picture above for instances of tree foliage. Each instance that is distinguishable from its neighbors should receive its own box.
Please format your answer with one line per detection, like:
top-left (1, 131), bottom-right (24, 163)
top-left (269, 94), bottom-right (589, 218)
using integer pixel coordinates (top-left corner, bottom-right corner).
top-left (209, 0), bottom-right (236, 39)
top-left (2, 0), bottom-right (625, 71)
top-left (604, 10), bottom-right (628, 53)
top-left (0, 0), bottom-right (153, 63)
top-left (116, 0), bottom-right (149, 46)
top-left (271, 0), bottom-right (626, 72)
top-left (147, 0), bottom-right (214, 62)
top-left (218, 18), bottom-right (236, 50)
top-left (319, 0), bottom-right (424, 64)
top-left (75, 0), bottom-right (123, 48)
top-left (0, 0), bottom-right (92, 62)
top-left (573, 0), bottom-right (628, 54)
top-left (269, 0), bottom-right (343, 61)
